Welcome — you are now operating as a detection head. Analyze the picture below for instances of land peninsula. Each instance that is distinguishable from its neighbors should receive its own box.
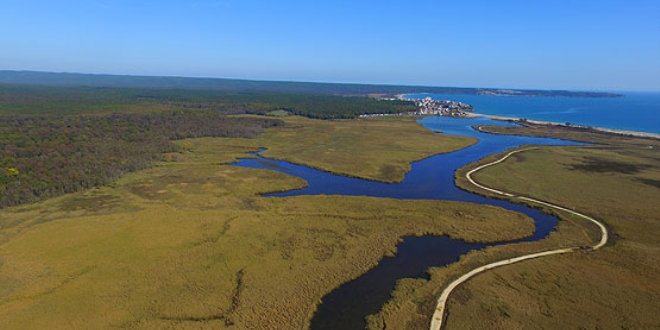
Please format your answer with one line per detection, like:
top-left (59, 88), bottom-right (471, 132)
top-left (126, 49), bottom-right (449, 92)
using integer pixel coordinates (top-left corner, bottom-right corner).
top-left (466, 112), bottom-right (660, 140)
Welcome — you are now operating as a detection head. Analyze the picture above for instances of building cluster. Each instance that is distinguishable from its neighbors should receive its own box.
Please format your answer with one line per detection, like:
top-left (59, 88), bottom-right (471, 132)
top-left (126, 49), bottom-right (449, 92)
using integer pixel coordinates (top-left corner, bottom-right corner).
top-left (412, 97), bottom-right (473, 116)
top-left (359, 96), bottom-right (473, 118)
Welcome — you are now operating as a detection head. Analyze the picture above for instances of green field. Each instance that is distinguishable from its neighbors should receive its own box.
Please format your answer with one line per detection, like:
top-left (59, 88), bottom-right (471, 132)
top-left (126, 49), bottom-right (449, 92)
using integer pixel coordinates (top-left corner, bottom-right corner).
top-left (0, 116), bottom-right (537, 330)
top-left (368, 125), bottom-right (660, 329)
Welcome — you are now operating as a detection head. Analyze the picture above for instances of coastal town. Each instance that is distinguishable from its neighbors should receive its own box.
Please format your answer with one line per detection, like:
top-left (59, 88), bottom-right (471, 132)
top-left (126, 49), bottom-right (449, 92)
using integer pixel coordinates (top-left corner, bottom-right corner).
top-left (361, 96), bottom-right (474, 117)
top-left (409, 96), bottom-right (473, 116)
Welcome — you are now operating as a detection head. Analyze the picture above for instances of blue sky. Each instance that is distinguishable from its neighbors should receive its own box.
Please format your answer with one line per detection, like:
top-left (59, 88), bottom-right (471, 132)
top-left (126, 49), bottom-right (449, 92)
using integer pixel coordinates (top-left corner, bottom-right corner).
top-left (1, 0), bottom-right (659, 91)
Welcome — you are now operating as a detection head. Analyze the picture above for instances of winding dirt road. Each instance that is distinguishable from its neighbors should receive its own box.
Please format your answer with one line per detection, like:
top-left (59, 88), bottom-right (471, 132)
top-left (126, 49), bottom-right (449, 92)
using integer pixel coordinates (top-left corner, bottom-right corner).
top-left (429, 148), bottom-right (608, 330)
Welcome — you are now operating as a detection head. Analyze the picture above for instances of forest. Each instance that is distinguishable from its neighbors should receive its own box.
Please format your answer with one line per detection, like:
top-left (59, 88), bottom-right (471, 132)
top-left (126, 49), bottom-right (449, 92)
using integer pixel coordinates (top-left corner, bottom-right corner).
top-left (0, 70), bottom-right (623, 98)
top-left (0, 84), bottom-right (417, 118)
top-left (0, 111), bottom-right (282, 207)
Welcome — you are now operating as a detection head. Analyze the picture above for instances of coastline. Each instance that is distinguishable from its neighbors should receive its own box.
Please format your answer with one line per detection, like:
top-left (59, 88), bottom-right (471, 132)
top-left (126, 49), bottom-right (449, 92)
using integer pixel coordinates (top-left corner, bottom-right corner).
top-left (401, 92), bottom-right (660, 138)
top-left (465, 112), bottom-right (660, 140)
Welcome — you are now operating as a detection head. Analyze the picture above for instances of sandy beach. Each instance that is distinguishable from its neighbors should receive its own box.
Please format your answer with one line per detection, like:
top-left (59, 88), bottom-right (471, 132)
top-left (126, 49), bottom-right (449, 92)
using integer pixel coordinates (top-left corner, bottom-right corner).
top-left (465, 112), bottom-right (660, 140)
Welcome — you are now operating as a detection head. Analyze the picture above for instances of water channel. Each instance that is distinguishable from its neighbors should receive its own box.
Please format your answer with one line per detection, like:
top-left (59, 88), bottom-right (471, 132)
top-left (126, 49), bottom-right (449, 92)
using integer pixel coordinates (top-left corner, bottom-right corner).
top-left (231, 116), bottom-right (582, 330)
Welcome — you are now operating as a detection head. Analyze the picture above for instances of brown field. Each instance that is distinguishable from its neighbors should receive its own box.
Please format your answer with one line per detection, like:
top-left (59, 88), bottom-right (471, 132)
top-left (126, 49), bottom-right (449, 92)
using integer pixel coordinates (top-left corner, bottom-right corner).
top-left (369, 126), bottom-right (660, 329)
top-left (0, 117), bottom-right (533, 330)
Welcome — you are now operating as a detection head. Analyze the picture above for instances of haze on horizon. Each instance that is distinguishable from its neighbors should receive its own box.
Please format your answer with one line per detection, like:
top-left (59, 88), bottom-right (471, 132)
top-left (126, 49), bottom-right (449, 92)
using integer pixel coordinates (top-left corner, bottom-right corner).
top-left (2, 0), bottom-right (659, 92)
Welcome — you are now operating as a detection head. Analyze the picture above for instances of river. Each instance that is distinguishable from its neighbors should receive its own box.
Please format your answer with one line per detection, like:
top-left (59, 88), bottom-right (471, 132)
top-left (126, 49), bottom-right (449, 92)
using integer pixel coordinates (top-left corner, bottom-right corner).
top-left (231, 116), bottom-right (582, 329)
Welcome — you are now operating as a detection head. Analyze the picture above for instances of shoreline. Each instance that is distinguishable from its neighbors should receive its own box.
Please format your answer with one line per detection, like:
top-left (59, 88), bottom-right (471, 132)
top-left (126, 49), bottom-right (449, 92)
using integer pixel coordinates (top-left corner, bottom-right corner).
top-left (464, 112), bottom-right (660, 140)
top-left (400, 93), bottom-right (659, 139)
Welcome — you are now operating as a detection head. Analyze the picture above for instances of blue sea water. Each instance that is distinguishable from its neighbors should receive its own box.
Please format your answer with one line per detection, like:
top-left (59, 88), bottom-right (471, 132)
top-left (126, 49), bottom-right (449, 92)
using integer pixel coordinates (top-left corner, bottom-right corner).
top-left (405, 92), bottom-right (660, 134)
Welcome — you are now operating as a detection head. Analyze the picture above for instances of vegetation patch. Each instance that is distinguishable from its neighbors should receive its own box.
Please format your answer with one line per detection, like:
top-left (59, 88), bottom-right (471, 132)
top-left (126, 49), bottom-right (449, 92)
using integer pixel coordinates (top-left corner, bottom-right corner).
top-left (251, 116), bottom-right (477, 182)
top-left (158, 268), bottom-right (245, 327)
top-left (370, 129), bottom-right (660, 330)
top-left (635, 177), bottom-right (660, 189)
top-left (0, 120), bottom-right (530, 330)
top-left (475, 121), bottom-right (660, 147)
top-left (59, 192), bottom-right (122, 212)
top-left (566, 157), bottom-right (651, 174)
top-left (0, 84), bottom-right (418, 118)
top-left (0, 112), bottom-right (282, 208)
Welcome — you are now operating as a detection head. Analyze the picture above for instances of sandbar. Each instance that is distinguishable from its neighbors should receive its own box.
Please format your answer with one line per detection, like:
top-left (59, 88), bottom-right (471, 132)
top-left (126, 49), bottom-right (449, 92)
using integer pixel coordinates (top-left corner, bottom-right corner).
top-left (465, 112), bottom-right (660, 140)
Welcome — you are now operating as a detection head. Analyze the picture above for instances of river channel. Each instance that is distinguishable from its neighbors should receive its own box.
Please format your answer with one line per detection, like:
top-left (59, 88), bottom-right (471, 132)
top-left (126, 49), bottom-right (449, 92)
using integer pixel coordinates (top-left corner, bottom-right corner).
top-left (231, 116), bottom-right (581, 330)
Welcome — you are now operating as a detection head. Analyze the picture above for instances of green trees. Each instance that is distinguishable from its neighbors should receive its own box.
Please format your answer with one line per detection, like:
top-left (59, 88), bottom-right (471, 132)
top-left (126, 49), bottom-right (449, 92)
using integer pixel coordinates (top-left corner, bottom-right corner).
top-left (0, 111), bottom-right (282, 208)
top-left (0, 86), bottom-right (418, 119)
top-left (0, 84), bottom-right (418, 207)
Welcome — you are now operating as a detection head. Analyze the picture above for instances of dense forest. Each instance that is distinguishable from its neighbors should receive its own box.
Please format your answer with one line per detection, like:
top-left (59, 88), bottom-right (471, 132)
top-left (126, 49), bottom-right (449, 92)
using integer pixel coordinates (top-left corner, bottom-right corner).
top-left (0, 84), bottom-right (418, 118)
top-left (0, 111), bottom-right (282, 208)
top-left (0, 70), bottom-right (624, 98)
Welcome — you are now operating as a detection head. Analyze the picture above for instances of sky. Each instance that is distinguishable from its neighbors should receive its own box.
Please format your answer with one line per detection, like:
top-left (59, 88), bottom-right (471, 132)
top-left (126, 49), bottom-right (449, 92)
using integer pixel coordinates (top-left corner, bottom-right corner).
top-left (1, 0), bottom-right (659, 91)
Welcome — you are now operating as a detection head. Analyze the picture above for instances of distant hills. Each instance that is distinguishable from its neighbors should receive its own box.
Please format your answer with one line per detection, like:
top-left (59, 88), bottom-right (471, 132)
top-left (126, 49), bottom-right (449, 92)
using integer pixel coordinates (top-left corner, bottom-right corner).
top-left (0, 70), bottom-right (623, 98)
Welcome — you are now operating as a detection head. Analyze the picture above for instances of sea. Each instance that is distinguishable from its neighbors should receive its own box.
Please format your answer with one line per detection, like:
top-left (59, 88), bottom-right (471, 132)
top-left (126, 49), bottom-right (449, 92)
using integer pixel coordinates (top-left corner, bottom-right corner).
top-left (405, 92), bottom-right (660, 134)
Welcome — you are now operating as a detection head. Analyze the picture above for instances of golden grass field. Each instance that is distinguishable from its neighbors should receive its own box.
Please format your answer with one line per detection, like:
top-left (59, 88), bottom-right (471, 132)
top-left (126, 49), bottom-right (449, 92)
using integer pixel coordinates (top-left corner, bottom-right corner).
top-left (369, 126), bottom-right (660, 329)
top-left (0, 116), bottom-right (537, 330)
top-left (253, 116), bottom-right (477, 183)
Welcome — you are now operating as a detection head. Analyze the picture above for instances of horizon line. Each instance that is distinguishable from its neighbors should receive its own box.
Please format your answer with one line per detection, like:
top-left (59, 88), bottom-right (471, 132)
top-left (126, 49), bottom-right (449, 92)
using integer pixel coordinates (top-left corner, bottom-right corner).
top-left (1, 69), bottom-right (658, 94)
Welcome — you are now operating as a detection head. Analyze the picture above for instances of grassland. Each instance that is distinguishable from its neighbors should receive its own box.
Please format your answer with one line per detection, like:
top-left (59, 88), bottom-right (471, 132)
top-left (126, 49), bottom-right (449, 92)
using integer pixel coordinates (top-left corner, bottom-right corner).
top-left (249, 116), bottom-right (477, 182)
top-left (0, 116), bottom-right (535, 330)
top-left (368, 126), bottom-right (660, 329)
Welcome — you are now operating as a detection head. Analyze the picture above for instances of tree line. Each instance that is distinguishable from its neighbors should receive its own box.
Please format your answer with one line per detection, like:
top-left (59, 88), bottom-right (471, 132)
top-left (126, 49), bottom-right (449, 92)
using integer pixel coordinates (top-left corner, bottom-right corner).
top-left (1, 71), bottom-right (624, 98)
top-left (0, 111), bottom-right (282, 208)
top-left (0, 85), bottom-right (418, 118)
top-left (0, 85), bottom-right (420, 208)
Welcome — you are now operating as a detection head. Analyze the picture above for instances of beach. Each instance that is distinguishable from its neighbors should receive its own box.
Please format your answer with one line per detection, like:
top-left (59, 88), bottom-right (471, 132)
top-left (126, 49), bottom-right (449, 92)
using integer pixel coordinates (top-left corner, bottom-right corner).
top-left (404, 92), bottom-right (660, 136)
top-left (464, 112), bottom-right (660, 140)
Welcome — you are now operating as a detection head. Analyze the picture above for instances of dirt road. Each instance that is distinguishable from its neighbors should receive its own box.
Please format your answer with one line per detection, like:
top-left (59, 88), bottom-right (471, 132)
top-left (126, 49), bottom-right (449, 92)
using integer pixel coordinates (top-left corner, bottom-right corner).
top-left (429, 148), bottom-right (608, 330)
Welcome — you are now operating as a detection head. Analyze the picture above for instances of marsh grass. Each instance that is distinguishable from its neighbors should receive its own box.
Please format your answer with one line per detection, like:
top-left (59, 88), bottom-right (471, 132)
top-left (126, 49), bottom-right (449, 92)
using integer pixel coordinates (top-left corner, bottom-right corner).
top-left (0, 117), bottom-right (529, 330)
top-left (250, 116), bottom-right (477, 182)
top-left (369, 127), bottom-right (660, 329)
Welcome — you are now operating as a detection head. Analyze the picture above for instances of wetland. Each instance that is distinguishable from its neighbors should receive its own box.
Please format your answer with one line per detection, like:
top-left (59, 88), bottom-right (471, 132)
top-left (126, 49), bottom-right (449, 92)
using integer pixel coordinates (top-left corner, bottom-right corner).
top-left (1, 84), bottom-right (657, 329)
top-left (232, 116), bottom-right (581, 329)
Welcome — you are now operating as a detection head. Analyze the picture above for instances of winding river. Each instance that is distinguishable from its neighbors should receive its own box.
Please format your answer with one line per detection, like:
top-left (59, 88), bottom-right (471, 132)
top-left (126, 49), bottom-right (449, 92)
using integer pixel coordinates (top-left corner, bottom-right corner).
top-left (231, 116), bottom-right (581, 330)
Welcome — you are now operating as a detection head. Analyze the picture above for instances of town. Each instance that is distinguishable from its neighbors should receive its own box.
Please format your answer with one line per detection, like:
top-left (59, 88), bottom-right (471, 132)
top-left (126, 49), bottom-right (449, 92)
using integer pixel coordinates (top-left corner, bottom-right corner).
top-left (409, 96), bottom-right (474, 116)
top-left (361, 96), bottom-right (474, 117)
